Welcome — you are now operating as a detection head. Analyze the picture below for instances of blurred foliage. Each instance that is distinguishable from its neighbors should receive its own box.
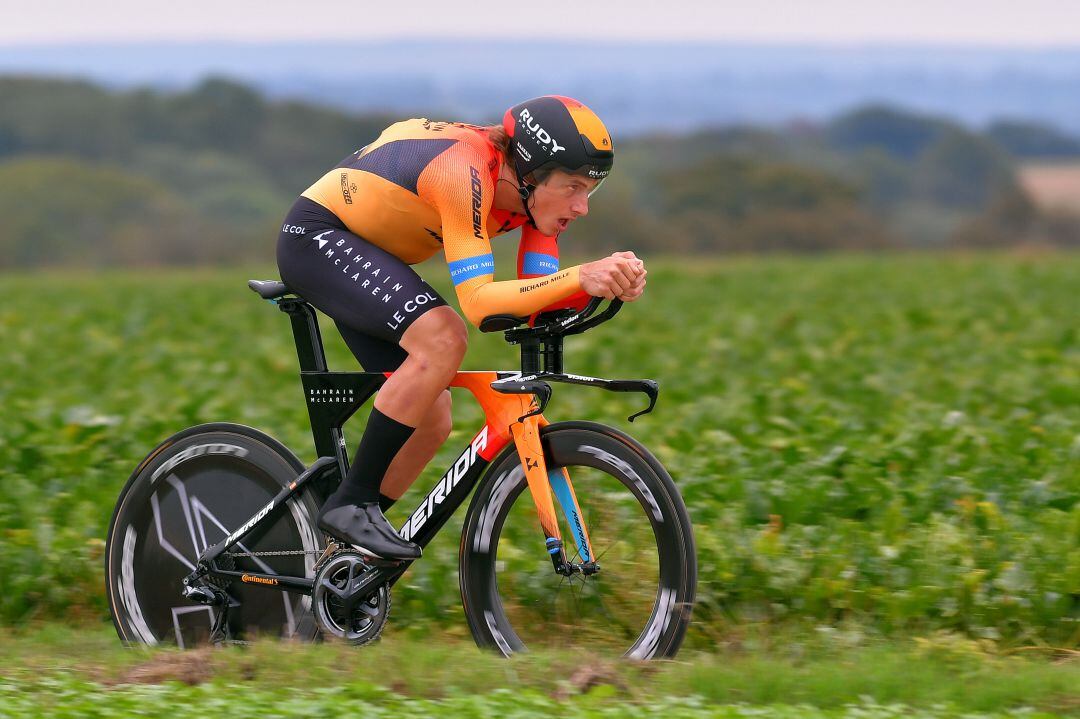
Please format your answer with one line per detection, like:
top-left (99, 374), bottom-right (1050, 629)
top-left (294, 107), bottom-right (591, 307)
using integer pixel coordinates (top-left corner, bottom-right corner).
top-left (913, 130), bottom-right (1016, 210)
top-left (0, 256), bottom-right (1076, 645)
top-left (652, 157), bottom-right (891, 252)
top-left (987, 120), bottom-right (1080, 160)
top-left (2, 676), bottom-right (1071, 719)
top-left (2, 623), bottom-right (1078, 714)
top-left (2, 76), bottom-right (1080, 268)
top-left (825, 105), bottom-right (953, 161)
top-left (951, 189), bottom-right (1080, 249)
top-left (0, 674), bottom-right (1074, 718)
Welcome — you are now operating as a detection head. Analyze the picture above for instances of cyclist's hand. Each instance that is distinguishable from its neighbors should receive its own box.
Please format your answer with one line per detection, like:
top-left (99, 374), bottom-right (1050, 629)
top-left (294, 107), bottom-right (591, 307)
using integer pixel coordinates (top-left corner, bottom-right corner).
top-left (613, 251), bottom-right (646, 302)
top-left (618, 273), bottom-right (647, 302)
top-left (580, 251), bottom-right (645, 300)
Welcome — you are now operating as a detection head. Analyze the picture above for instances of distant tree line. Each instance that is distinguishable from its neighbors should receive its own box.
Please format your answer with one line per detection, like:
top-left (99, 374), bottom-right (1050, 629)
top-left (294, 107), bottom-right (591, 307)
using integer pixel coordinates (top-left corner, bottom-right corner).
top-left (0, 76), bottom-right (1077, 269)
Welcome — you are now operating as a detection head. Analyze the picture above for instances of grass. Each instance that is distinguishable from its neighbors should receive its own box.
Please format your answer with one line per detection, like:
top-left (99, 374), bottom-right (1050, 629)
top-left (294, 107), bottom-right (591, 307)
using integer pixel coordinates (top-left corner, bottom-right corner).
top-left (0, 624), bottom-right (1076, 717)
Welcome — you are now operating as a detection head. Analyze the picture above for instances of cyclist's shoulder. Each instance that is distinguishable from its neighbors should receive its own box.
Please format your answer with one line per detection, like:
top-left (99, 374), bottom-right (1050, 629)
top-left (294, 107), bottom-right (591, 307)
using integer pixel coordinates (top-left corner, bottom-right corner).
top-left (363, 118), bottom-right (497, 176)
top-left (373, 118), bottom-right (493, 152)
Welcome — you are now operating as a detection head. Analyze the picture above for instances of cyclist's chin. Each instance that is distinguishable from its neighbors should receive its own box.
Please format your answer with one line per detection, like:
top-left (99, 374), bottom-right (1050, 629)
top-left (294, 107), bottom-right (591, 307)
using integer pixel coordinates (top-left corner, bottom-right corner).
top-left (538, 216), bottom-right (570, 236)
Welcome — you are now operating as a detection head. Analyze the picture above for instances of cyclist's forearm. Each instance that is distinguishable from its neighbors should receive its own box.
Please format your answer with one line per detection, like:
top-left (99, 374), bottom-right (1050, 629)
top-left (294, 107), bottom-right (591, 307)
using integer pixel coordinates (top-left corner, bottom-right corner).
top-left (455, 266), bottom-right (583, 327)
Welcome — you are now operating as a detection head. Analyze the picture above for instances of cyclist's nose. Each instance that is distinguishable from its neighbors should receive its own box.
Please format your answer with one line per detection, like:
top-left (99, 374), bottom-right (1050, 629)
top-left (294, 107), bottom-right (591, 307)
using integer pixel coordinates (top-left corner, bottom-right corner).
top-left (570, 194), bottom-right (589, 218)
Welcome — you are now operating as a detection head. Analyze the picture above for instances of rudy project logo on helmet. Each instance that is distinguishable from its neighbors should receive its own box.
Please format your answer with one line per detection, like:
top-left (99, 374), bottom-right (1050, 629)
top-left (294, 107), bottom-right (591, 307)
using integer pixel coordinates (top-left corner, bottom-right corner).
top-left (519, 108), bottom-right (565, 155)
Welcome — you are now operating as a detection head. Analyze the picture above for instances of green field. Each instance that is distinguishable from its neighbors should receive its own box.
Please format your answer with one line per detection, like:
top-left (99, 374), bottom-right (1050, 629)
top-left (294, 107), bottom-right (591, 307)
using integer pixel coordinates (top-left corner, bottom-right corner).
top-left (0, 253), bottom-right (1077, 650)
top-left (0, 625), bottom-right (1077, 717)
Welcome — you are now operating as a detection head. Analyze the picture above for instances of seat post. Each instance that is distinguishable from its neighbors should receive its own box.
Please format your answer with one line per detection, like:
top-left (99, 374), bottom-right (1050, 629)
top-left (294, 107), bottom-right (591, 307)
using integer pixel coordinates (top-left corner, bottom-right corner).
top-left (278, 299), bottom-right (328, 372)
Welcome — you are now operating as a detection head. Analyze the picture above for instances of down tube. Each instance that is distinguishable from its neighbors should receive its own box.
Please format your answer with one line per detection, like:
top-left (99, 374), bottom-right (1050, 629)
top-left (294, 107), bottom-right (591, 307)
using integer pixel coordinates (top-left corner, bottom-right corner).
top-left (396, 426), bottom-right (507, 549)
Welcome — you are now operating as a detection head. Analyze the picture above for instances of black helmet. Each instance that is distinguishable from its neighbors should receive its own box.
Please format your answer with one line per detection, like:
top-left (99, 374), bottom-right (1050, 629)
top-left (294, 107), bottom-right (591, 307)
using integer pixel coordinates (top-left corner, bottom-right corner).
top-left (502, 95), bottom-right (614, 200)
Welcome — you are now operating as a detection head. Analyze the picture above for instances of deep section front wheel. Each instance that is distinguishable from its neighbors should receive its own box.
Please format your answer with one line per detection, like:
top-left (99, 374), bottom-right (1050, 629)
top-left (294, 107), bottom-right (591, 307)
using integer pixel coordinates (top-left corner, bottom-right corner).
top-left (105, 423), bottom-right (324, 646)
top-left (459, 421), bottom-right (696, 658)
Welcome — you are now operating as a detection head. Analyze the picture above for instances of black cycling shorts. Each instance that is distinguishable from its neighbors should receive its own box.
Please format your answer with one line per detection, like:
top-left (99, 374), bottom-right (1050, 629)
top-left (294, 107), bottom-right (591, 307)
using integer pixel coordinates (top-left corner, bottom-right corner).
top-left (276, 197), bottom-right (449, 371)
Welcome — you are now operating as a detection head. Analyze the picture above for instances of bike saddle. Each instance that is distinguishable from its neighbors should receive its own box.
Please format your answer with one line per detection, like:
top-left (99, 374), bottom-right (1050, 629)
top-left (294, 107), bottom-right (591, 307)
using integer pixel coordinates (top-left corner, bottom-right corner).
top-left (248, 279), bottom-right (291, 300)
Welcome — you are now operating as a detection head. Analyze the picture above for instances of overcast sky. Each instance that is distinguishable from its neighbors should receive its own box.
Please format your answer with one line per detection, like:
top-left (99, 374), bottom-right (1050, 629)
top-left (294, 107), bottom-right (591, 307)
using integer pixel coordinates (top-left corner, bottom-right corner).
top-left (2, 0), bottom-right (1079, 46)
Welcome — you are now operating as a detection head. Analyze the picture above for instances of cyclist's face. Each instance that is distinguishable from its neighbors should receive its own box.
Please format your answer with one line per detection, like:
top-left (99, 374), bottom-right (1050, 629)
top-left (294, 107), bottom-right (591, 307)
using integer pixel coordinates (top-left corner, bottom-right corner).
top-left (531, 170), bottom-right (599, 236)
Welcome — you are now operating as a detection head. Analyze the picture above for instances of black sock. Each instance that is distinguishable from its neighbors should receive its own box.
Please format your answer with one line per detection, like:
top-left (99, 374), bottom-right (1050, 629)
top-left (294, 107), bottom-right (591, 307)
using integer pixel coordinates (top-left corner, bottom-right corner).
top-left (322, 407), bottom-right (415, 512)
top-left (378, 493), bottom-right (397, 513)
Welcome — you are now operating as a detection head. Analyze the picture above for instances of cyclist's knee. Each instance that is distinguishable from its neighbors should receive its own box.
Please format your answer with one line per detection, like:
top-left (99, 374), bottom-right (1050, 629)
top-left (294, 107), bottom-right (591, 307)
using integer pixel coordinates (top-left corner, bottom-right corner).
top-left (404, 308), bottom-right (468, 368)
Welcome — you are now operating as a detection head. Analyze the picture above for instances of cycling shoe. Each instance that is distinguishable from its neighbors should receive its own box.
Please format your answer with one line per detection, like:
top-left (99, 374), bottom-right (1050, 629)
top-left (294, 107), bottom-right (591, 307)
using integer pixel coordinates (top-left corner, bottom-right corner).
top-left (317, 503), bottom-right (421, 561)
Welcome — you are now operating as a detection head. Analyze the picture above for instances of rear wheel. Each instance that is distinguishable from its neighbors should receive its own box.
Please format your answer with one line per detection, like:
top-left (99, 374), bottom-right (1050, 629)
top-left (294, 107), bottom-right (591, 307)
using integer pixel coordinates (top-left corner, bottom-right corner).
top-left (459, 421), bottom-right (696, 658)
top-left (105, 423), bottom-right (325, 647)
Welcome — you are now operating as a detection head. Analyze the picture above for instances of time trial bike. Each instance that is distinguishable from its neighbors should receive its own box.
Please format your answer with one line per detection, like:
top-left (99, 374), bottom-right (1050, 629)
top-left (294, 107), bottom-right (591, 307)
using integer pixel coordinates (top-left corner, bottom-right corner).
top-left (104, 279), bottom-right (697, 658)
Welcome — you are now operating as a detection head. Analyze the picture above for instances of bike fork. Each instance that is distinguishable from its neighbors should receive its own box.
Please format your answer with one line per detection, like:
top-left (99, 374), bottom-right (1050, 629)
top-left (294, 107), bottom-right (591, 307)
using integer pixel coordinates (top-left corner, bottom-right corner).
top-left (512, 415), bottom-right (597, 576)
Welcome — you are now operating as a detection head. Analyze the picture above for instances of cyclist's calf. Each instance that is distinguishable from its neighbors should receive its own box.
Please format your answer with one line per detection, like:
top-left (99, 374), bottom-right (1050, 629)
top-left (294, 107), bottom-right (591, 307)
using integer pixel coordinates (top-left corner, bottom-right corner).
top-left (381, 390), bottom-right (452, 500)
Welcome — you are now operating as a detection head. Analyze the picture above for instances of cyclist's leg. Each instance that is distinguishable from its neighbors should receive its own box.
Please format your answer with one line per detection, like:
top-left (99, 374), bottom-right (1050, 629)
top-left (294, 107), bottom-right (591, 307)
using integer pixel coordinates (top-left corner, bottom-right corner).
top-left (335, 325), bottom-right (454, 508)
top-left (377, 306), bottom-right (467, 425)
top-left (276, 198), bottom-right (463, 558)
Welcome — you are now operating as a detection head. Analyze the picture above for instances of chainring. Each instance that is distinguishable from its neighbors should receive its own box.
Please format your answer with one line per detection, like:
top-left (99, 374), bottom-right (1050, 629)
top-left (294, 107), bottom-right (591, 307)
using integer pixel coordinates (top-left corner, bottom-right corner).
top-left (311, 551), bottom-right (390, 646)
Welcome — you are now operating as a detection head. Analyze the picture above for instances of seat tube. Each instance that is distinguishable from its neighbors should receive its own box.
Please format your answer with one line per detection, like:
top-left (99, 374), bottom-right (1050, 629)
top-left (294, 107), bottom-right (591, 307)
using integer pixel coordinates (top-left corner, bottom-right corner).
top-left (280, 300), bottom-right (328, 372)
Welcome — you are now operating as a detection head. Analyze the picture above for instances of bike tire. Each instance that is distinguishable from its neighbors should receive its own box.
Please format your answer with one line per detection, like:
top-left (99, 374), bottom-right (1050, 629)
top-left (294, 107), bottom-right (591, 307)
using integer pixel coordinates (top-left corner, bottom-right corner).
top-left (105, 423), bottom-right (325, 647)
top-left (459, 421), bottom-right (696, 658)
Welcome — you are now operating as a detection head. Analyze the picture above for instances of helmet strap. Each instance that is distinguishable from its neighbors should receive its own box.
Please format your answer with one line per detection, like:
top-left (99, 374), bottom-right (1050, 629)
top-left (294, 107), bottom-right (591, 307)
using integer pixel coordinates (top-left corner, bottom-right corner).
top-left (508, 165), bottom-right (540, 228)
top-left (498, 158), bottom-right (541, 229)
top-left (518, 184), bottom-right (540, 229)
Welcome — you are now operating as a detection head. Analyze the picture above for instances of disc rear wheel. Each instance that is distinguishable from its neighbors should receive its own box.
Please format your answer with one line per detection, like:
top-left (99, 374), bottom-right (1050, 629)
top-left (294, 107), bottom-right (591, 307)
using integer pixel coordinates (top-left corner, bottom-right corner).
top-left (105, 423), bottom-right (324, 647)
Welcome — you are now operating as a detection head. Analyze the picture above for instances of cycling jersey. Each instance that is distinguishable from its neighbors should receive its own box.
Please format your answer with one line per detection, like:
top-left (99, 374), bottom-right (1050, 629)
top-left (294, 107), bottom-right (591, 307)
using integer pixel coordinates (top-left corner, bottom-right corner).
top-left (300, 119), bottom-right (585, 327)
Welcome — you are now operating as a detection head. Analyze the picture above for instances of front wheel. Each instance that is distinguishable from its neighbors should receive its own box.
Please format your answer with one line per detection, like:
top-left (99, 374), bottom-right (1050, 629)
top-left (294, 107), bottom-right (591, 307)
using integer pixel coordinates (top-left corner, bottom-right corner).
top-left (459, 421), bottom-right (696, 658)
top-left (104, 423), bottom-right (325, 647)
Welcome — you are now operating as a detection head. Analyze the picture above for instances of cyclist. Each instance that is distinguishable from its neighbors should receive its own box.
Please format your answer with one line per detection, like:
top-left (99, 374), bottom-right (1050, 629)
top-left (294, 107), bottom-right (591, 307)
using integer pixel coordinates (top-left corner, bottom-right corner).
top-left (277, 95), bottom-right (647, 560)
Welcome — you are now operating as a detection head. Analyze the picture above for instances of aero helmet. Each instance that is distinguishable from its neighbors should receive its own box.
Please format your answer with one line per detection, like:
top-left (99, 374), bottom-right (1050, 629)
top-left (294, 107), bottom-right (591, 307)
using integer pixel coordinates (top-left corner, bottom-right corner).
top-left (502, 95), bottom-right (614, 206)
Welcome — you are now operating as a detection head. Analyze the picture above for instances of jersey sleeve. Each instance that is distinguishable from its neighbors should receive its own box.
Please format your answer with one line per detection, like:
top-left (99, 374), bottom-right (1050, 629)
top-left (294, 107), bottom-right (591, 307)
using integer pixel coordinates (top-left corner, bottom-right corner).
top-left (517, 224), bottom-right (592, 315)
top-left (417, 142), bottom-right (585, 328)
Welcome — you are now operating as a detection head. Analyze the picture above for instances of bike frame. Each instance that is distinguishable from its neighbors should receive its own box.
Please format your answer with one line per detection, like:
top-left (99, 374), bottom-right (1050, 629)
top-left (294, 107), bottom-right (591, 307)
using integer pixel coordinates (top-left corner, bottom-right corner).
top-left (185, 295), bottom-right (652, 598)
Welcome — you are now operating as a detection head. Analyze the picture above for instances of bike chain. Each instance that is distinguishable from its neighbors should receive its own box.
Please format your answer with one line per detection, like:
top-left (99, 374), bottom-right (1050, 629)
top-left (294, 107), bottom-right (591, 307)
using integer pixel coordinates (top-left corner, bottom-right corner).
top-left (226, 541), bottom-right (346, 572)
top-left (225, 549), bottom-right (322, 557)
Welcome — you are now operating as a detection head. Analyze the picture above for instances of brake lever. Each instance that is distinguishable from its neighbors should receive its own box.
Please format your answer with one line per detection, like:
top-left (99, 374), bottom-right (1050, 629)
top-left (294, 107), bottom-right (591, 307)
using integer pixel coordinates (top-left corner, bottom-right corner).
top-left (490, 377), bottom-right (552, 421)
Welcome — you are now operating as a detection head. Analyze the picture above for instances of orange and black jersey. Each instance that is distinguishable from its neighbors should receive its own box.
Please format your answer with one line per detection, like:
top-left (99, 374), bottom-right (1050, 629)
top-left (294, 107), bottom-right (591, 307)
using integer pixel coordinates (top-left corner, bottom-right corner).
top-left (301, 119), bottom-right (585, 327)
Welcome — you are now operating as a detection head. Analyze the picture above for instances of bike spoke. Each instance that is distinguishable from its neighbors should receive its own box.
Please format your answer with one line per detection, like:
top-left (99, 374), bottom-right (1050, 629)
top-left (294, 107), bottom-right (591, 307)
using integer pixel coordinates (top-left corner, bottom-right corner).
top-left (593, 538), bottom-right (625, 563)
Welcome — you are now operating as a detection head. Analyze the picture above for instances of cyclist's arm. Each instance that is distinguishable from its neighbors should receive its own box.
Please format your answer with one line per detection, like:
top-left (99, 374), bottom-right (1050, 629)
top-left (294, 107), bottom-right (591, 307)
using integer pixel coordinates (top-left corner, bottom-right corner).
top-left (517, 225), bottom-right (591, 314)
top-left (419, 143), bottom-right (585, 327)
